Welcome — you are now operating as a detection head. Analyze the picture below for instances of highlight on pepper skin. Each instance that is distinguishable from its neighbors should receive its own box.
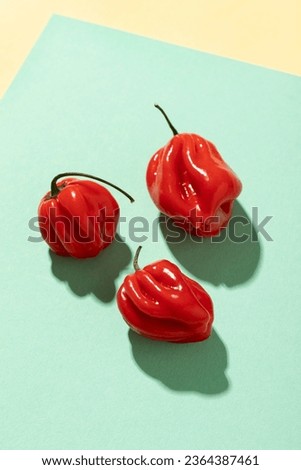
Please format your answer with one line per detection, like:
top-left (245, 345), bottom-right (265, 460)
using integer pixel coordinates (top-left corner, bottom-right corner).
top-left (146, 104), bottom-right (242, 237)
top-left (38, 172), bottom-right (134, 259)
top-left (117, 246), bottom-right (214, 343)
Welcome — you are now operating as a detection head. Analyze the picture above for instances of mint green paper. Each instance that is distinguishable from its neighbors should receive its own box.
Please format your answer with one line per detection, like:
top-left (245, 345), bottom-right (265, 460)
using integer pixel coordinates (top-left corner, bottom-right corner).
top-left (0, 15), bottom-right (300, 450)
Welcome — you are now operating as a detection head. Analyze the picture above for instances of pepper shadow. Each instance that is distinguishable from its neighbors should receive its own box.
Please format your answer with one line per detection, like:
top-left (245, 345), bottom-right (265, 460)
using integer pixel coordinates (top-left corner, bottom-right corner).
top-left (49, 235), bottom-right (131, 303)
top-left (129, 328), bottom-right (229, 395)
top-left (160, 201), bottom-right (261, 287)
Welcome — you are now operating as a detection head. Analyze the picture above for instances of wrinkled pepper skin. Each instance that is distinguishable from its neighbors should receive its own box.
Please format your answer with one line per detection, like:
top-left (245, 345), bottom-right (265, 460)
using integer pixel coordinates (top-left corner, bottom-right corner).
top-left (38, 178), bottom-right (119, 258)
top-left (146, 106), bottom-right (242, 237)
top-left (117, 252), bottom-right (214, 343)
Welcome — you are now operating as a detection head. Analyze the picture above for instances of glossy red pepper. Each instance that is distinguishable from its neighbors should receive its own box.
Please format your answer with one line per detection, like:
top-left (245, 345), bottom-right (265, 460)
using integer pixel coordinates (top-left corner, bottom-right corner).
top-left (38, 172), bottom-right (134, 258)
top-left (117, 246), bottom-right (214, 343)
top-left (146, 105), bottom-right (242, 236)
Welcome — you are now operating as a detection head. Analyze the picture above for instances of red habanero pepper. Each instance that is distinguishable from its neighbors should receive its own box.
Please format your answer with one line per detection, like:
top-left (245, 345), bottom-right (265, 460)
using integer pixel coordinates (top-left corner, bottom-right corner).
top-left (146, 105), bottom-right (242, 237)
top-left (117, 246), bottom-right (214, 343)
top-left (38, 172), bottom-right (134, 259)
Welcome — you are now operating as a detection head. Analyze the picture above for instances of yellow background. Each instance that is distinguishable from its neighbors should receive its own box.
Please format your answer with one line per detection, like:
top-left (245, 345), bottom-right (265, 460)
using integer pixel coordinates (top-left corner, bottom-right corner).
top-left (0, 0), bottom-right (300, 98)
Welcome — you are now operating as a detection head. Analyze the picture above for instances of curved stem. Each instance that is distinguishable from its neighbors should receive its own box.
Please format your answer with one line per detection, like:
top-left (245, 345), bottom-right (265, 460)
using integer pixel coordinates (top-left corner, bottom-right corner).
top-left (154, 104), bottom-right (178, 136)
top-left (50, 172), bottom-right (134, 202)
top-left (133, 245), bottom-right (142, 271)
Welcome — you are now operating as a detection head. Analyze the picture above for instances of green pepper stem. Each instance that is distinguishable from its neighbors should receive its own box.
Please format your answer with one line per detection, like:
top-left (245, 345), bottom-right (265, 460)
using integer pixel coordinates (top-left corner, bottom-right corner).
top-left (50, 172), bottom-right (134, 202)
top-left (133, 245), bottom-right (142, 271)
top-left (154, 104), bottom-right (178, 136)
